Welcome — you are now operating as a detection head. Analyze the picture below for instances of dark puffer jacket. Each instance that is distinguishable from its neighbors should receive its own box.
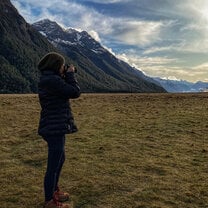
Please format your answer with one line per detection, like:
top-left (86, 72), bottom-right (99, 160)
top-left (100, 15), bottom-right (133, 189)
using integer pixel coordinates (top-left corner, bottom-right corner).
top-left (38, 70), bottom-right (80, 136)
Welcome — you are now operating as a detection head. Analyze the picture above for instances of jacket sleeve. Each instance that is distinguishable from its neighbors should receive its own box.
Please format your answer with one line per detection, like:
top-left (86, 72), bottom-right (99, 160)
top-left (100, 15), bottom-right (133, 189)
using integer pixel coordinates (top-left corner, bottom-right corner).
top-left (45, 73), bottom-right (81, 99)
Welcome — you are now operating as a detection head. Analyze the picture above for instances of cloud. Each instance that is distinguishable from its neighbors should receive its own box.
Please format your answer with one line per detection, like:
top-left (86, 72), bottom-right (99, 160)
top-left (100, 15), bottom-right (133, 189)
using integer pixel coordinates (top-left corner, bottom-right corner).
top-left (116, 52), bottom-right (179, 76)
top-left (11, 0), bottom-right (91, 24)
top-left (143, 38), bottom-right (208, 55)
top-left (112, 20), bottom-right (165, 46)
top-left (162, 76), bottom-right (181, 81)
top-left (193, 62), bottom-right (208, 71)
top-left (88, 30), bottom-right (101, 42)
top-left (116, 51), bottom-right (208, 82)
top-left (116, 52), bottom-right (178, 67)
top-left (139, 65), bottom-right (208, 82)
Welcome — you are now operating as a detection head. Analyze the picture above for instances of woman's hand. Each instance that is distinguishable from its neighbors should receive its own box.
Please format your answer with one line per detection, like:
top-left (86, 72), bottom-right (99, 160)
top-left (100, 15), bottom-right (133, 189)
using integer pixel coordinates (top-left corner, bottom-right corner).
top-left (67, 64), bottom-right (75, 73)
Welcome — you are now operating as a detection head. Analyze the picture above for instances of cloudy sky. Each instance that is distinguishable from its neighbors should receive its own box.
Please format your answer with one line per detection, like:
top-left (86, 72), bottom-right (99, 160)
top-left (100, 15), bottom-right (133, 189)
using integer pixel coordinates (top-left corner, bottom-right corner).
top-left (11, 0), bottom-right (208, 82)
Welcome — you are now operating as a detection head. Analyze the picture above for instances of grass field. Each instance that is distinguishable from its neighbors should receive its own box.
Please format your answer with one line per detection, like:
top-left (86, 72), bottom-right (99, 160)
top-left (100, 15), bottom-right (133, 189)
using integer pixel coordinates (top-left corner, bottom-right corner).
top-left (0, 93), bottom-right (208, 208)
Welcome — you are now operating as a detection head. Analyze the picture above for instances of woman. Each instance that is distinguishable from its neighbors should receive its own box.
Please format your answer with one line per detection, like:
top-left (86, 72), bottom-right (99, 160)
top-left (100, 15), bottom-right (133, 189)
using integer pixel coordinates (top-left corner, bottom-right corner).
top-left (38, 52), bottom-right (80, 208)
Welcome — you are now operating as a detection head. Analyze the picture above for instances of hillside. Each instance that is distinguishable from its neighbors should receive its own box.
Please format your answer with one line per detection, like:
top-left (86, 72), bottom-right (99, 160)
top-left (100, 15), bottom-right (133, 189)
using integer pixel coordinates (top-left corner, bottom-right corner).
top-left (0, 93), bottom-right (208, 207)
top-left (0, 0), bottom-right (56, 93)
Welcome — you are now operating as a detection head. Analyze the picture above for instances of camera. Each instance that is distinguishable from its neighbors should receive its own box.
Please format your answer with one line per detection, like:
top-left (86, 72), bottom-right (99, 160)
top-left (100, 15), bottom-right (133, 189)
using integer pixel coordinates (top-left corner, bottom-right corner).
top-left (64, 64), bottom-right (77, 73)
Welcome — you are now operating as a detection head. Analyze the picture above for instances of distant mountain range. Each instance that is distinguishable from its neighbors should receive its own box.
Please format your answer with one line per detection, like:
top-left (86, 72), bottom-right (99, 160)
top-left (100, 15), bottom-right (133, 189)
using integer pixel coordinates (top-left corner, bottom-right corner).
top-left (153, 77), bottom-right (208, 92)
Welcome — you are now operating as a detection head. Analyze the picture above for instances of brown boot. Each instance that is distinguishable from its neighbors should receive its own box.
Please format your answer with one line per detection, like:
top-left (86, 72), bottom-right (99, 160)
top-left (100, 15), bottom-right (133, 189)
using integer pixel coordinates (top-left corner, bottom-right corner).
top-left (44, 198), bottom-right (71, 208)
top-left (54, 187), bottom-right (70, 202)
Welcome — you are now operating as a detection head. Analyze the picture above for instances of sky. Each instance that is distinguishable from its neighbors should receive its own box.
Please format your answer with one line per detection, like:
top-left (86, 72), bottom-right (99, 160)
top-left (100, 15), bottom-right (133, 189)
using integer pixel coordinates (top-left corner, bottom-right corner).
top-left (11, 0), bottom-right (208, 82)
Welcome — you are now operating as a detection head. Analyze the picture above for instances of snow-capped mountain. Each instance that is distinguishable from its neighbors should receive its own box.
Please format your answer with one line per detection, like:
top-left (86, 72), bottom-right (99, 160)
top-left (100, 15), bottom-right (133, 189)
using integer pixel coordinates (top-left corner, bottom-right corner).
top-left (153, 77), bottom-right (208, 92)
top-left (33, 19), bottom-right (166, 93)
top-left (33, 19), bottom-right (107, 54)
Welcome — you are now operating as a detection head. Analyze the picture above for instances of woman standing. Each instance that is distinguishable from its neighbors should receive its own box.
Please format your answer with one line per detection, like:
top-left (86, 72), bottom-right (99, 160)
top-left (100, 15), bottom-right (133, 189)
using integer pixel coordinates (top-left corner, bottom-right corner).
top-left (38, 52), bottom-right (80, 208)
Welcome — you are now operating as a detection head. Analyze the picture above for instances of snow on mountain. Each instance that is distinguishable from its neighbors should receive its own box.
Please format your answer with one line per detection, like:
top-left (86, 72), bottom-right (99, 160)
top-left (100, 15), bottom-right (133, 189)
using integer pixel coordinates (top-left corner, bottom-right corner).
top-left (39, 31), bottom-right (47, 37)
top-left (76, 33), bottom-right (81, 42)
top-left (32, 19), bottom-right (106, 54)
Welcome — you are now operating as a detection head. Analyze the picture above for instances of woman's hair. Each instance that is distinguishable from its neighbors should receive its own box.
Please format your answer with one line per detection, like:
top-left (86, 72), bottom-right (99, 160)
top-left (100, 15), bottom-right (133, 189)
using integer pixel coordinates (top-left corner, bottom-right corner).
top-left (38, 52), bottom-right (65, 74)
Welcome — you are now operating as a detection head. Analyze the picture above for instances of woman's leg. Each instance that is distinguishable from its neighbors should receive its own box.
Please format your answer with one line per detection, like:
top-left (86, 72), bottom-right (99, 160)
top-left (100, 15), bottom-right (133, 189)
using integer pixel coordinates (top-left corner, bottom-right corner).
top-left (55, 139), bottom-right (66, 191)
top-left (43, 135), bottom-right (65, 202)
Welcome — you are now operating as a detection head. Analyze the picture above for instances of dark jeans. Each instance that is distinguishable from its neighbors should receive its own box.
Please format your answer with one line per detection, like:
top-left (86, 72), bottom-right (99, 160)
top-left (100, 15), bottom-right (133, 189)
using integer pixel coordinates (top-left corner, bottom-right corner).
top-left (43, 134), bottom-right (66, 202)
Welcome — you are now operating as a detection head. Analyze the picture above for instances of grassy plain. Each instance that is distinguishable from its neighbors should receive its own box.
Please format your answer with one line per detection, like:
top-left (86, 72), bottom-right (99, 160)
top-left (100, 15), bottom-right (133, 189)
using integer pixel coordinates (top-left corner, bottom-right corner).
top-left (0, 93), bottom-right (208, 208)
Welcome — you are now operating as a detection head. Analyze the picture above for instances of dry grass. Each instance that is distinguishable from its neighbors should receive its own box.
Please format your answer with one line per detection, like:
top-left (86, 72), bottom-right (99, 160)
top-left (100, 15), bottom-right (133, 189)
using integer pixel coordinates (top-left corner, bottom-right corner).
top-left (0, 93), bottom-right (208, 208)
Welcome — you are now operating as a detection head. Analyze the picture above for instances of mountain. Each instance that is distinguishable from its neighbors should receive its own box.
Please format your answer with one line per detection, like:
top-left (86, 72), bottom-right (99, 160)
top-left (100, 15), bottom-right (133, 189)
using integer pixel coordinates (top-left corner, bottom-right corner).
top-left (32, 19), bottom-right (166, 93)
top-left (192, 81), bottom-right (208, 92)
top-left (0, 0), bottom-right (57, 93)
top-left (153, 77), bottom-right (208, 92)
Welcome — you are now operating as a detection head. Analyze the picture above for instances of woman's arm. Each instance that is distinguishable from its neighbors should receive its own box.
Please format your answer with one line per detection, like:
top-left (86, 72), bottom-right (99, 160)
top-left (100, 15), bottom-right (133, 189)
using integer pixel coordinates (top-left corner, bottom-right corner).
top-left (42, 73), bottom-right (81, 99)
